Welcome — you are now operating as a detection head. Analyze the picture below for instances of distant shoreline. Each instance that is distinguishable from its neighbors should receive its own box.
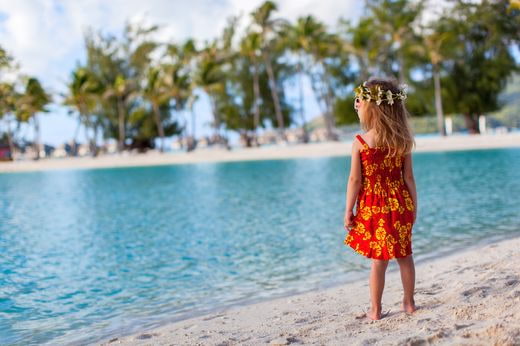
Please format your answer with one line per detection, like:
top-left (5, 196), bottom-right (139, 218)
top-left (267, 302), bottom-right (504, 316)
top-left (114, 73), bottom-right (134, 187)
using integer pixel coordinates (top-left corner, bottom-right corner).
top-left (1, 132), bottom-right (520, 174)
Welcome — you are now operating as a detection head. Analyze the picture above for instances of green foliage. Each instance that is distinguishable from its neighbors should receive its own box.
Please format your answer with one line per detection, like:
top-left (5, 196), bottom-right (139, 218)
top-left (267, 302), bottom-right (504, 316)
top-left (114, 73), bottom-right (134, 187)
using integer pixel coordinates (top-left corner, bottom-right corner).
top-left (334, 95), bottom-right (358, 125)
top-left (3, 0), bottom-right (520, 149)
top-left (441, 0), bottom-right (519, 118)
top-left (216, 48), bottom-right (293, 133)
top-left (17, 78), bottom-right (52, 122)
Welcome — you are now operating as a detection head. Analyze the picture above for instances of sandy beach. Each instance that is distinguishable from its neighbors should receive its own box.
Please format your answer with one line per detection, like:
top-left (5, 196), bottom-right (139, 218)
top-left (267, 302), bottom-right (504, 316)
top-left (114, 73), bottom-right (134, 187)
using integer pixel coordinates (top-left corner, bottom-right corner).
top-left (98, 235), bottom-right (520, 346)
top-left (1, 132), bottom-right (520, 173)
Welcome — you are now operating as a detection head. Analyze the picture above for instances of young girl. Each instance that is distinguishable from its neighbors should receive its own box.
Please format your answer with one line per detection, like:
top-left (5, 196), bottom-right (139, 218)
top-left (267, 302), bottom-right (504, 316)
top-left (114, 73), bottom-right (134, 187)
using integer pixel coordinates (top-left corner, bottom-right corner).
top-left (343, 77), bottom-right (418, 321)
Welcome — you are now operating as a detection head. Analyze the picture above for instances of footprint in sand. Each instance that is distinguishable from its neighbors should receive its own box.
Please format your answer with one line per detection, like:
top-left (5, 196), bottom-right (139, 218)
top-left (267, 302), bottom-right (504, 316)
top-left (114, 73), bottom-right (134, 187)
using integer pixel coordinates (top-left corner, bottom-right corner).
top-left (504, 275), bottom-right (519, 287)
top-left (135, 333), bottom-right (159, 340)
top-left (461, 286), bottom-right (491, 298)
top-left (417, 284), bottom-right (441, 296)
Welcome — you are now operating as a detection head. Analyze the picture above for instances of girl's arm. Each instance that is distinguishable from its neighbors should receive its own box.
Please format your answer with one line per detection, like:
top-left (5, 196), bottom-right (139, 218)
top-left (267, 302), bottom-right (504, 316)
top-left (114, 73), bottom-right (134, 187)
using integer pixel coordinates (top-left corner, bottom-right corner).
top-left (344, 140), bottom-right (362, 229)
top-left (403, 153), bottom-right (418, 223)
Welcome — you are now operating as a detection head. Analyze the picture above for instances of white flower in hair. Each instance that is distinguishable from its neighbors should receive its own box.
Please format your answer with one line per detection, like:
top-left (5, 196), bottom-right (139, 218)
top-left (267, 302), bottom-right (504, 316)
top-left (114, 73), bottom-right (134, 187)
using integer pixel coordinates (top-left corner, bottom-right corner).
top-left (386, 90), bottom-right (394, 105)
top-left (376, 86), bottom-right (383, 105)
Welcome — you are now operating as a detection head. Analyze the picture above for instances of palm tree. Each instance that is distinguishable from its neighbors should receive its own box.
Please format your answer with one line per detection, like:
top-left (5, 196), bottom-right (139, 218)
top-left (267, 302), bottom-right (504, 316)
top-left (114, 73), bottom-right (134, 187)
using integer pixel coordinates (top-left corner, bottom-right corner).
top-left (194, 42), bottom-right (226, 142)
top-left (103, 75), bottom-right (134, 152)
top-left (251, 1), bottom-right (288, 141)
top-left (186, 93), bottom-right (199, 151)
top-left (286, 15), bottom-right (328, 143)
top-left (306, 29), bottom-right (341, 141)
top-left (338, 17), bottom-right (380, 81)
top-left (367, 0), bottom-right (425, 83)
top-left (0, 82), bottom-right (18, 158)
top-left (411, 27), bottom-right (452, 136)
top-left (64, 67), bottom-right (103, 155)
top-left (17, 77), bottom-right (51, 160)
top-left (240, 31), bottom-right (263, 145)
top-left (169, 40), bottom-right (199, 151)
top-left (142, 67), bottom-right (168, 152)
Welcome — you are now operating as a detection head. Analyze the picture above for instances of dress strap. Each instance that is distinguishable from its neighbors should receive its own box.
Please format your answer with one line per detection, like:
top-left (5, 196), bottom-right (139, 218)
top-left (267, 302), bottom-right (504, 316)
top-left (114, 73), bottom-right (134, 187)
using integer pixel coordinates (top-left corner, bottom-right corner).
top-left (356, 134), bottom-right (368, 147)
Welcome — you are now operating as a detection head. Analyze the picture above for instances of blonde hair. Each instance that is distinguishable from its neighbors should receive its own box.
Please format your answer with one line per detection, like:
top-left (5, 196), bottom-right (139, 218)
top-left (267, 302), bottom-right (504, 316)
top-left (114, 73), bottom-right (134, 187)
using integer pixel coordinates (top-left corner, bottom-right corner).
top-left (360, 77), bottom-right (416, 157)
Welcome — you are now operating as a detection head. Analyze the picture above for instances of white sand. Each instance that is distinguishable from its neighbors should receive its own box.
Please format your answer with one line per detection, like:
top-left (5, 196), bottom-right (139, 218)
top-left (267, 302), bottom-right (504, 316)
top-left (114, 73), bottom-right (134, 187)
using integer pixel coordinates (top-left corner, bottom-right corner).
top-left (1, 132), bottom-right (520, 173)
top-left (99, 235), bottom-right (520, 346)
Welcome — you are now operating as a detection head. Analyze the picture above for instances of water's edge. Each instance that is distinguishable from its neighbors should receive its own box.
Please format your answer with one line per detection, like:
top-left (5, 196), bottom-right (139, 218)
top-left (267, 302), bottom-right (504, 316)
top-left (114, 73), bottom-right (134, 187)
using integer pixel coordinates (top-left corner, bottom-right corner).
top-left (92, 231), bottom-right (520, 346)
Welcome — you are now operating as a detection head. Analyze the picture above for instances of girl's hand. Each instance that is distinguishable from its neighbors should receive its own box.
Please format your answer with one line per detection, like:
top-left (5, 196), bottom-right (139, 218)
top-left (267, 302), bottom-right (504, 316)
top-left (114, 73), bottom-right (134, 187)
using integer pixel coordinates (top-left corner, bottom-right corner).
top-left (344, 210), bottom-right (355, 230)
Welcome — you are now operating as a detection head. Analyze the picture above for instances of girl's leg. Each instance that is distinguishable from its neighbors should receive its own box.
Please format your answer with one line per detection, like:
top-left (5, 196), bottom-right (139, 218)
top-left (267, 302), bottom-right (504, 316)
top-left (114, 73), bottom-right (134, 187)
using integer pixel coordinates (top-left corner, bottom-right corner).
top-left (396, 254), bottom-right (416, 313)
top-left (368, 258), bottom-right (389, 320)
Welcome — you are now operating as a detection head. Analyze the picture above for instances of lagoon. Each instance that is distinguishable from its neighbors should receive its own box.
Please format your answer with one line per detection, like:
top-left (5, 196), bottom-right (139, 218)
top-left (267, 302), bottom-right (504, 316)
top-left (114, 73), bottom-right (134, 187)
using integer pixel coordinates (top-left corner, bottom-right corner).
top-left (1, 148), bottom-right (519, 345)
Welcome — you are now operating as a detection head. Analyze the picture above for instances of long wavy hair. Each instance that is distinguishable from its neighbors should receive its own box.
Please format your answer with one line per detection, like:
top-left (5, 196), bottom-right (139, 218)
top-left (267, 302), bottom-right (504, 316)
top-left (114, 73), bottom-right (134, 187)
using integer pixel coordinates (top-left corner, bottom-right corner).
top-left (360, 77), bottom-right (416, 157)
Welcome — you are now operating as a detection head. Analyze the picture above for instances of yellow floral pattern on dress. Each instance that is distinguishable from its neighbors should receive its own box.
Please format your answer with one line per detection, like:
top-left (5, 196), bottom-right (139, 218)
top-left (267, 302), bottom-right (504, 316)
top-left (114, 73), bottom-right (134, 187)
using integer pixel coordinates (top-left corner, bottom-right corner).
top-left (405, 198), bottom-right (414, 211)
top-left (395, 155), bottom-right (402, 168)
top-left (387, 197), bottom-right (399, 211)
top-left (362, 179), bottom-right (373, 194)
top-left (354, 220), bottom-right (366, 235)
top-left (383, 156), bottom-right (393, 169)
top-left (363, 162), bottom-right (377, 177)
top-left (394, 220), bottom-right (412, 257)
top-left (360, 206), bottom-right (372, 220)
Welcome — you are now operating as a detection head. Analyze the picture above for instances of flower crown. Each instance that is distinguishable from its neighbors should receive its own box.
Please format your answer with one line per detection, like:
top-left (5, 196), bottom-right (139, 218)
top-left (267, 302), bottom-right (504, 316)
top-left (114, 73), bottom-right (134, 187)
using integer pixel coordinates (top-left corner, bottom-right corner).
top-left (354, 81), bottom-right (407, 106)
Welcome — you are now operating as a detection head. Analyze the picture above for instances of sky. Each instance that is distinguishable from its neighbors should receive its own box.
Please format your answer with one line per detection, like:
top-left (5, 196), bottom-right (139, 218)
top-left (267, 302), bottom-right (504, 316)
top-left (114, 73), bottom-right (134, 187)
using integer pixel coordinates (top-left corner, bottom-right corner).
top-left (0, 0), bottom-right (367, 147)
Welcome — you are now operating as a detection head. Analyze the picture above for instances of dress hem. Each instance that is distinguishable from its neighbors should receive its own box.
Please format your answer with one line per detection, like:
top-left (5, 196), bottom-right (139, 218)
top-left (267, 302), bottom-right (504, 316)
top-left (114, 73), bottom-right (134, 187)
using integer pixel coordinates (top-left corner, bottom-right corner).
top-left (344, 239), bottom-right (413, 261)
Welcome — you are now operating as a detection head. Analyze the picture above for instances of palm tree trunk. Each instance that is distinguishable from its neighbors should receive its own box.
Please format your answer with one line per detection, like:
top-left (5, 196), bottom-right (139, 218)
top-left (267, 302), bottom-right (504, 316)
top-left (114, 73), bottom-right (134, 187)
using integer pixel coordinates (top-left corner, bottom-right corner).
top-left (309, 72), bottom-right (325, 115)
top-left (33, 114), bottom-right (40, 160)
top-left (191, 104), bottom-right (196, 139)
top-left (93, 122), bottom-right (99, 157)
top-left (397, 46), bottom-right (406, 85)
top-left (433, 64), bottom-right (446, 136)
top-left (5, 119), bottom-right (16, 161)
top-left (252, 61), bottom-right (261, 146)
top-left (319, 65), bottom-right (337, 141)
top-left (72, 117), bottom-right (81, 157)
top-left (297, 54), bottom-right (309, 143)
top-left (188, 101), bottom-right (197, 152)
top-left (117, 96), bottom-right (125, 152)
top-left (152, 102), bottom-right (165, 152)
top-left (83, 110), bottom-right (95, 156)
top-left (263, 51), bottom-right (285, 140)
top-left (359, 51), bottom-right (370, 81)
top-left (208, 94), bottom-right (221, 144)
top-left (321, 83), bottom-right (335, 141)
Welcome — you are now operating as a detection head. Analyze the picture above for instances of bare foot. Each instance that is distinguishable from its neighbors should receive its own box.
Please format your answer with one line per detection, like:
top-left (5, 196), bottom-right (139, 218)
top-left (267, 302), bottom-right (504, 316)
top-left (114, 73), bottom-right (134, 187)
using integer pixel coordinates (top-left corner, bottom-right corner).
top-left (367, 307), bottom-right (382, 320)
top-left (401, 299), bottom-right (417, 314)
top-left (355, 307), bottom-right (390, 321)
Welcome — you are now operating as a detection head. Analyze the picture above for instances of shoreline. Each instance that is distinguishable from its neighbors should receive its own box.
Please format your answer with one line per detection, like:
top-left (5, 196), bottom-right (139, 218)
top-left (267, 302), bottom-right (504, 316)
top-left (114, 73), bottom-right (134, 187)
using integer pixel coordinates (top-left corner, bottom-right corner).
top-left (97, 233), bottom-right (520, 346)
top-left (1, 132), bottom-right (520, 174)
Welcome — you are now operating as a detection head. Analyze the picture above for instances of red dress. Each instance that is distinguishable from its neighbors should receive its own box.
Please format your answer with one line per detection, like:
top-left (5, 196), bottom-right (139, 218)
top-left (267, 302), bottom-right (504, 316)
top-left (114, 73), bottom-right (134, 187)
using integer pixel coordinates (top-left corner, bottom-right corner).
top-left (344, 134), bottom-right (415, 260)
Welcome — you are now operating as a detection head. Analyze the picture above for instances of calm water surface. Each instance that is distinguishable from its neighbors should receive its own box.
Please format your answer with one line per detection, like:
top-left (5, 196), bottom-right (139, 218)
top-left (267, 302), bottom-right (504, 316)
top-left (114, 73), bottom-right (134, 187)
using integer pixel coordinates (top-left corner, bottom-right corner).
top-left (1, 148), bottom-right (519, 345)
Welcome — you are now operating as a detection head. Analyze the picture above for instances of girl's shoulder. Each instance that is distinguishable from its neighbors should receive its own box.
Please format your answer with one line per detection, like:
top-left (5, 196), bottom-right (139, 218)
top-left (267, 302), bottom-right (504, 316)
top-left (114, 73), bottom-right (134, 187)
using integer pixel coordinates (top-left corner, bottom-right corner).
top-left (354, 133), bottom-right (369, 151)
top-left (355, 133), bottom-right (381, 151)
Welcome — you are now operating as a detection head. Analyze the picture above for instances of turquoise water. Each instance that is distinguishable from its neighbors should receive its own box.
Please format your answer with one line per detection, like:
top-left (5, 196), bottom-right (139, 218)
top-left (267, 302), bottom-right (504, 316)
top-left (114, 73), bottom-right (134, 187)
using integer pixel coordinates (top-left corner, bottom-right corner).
top-left (1, 148), bottom-right (519, 345)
